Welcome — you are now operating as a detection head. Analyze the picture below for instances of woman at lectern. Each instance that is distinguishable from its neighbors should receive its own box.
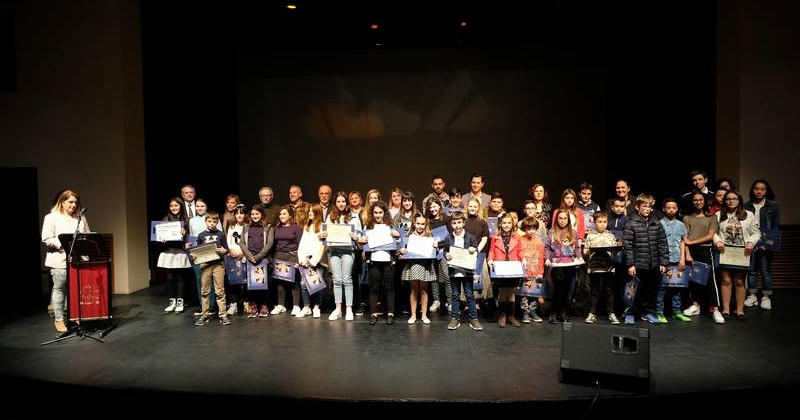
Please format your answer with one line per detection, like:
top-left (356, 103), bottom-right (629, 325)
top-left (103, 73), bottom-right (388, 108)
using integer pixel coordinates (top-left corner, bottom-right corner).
top-left (41, 190), bottom-right (91, 333)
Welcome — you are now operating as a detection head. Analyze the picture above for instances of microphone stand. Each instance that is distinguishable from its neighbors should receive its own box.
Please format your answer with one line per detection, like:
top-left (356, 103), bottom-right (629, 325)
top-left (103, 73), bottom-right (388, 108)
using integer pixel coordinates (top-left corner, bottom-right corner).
top-left (41, 209), bottom-right (103, 345)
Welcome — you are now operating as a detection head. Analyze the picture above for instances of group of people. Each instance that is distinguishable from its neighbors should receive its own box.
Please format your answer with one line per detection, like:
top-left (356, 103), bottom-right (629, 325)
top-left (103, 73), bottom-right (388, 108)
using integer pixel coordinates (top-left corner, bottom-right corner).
top-left (41, 171), bottom-right (780, 332)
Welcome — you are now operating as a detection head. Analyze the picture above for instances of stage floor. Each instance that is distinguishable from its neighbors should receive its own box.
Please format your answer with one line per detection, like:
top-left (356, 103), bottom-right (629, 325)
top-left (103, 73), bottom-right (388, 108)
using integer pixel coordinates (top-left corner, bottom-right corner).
top-left (2, 288), bottom-right (799, 416)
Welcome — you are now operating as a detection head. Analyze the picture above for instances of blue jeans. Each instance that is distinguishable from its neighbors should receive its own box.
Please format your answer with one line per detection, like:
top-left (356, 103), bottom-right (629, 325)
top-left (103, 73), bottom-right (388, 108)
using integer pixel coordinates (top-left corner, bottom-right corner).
top-left (655, 286), bottom-right (684, 313)
top-left (747, 250), bottom-right (773, 296)
top-left (300, 280), bottom-right (322, 307)
top-left (50, 268), bottom-right (67, 321)
top-left (329, 250), bottom-right (354, 305)
top-left (450, 274), bottom-right (477, 320)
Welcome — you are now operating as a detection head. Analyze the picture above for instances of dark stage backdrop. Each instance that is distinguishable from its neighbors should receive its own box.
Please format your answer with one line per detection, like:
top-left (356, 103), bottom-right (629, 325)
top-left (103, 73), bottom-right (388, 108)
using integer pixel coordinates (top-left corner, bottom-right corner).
top-left (237, 48), bottom-right (605, 212)
top-left (144, 2), bottom-right (716, 227)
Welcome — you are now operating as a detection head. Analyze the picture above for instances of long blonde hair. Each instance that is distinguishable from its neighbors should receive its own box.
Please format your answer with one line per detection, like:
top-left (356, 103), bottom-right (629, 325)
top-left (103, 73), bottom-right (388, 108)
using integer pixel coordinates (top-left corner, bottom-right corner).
top-left (51, 190), bottom-right (80, 214)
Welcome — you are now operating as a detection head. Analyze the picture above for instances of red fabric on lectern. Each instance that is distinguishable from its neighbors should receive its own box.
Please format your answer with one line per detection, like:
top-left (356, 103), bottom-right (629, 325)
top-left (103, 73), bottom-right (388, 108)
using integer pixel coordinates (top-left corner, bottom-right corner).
top-left (68, 262), bottom-right (109, 321)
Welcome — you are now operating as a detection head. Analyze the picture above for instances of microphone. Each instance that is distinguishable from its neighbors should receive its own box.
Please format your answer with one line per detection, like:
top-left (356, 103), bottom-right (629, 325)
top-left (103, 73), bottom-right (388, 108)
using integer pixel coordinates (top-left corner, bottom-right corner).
top-left (79, 207), bottom-right (87, 216)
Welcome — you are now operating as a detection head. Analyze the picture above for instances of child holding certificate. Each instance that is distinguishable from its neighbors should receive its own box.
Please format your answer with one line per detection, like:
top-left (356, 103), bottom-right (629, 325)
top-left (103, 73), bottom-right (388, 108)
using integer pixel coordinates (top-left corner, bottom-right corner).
top-left (444, 212), bottom-right (481, 330)
top-left (488, 212), bottom-right (524, 328)
top-left (545, 209), bottom-right (581, 324)
top-left (358, 201), bottom-right (401, 325)
top-left (714, 190), bottom-right (760, 320)
top-left (157, 197), bottom-right (191, 314)
top-left (323, 192), bottom-right (361, 321)
top-left (399, 214), bottom-right (438, 325)
top-left (583, 212), bottom-right (621, 324)
top-left (191, 211), bottom-right (230, 326)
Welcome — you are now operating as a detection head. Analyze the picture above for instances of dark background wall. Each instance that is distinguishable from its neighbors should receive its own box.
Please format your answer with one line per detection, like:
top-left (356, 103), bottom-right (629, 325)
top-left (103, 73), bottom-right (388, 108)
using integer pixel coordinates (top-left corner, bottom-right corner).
top-left (143, 1), bottom-right (716, 216)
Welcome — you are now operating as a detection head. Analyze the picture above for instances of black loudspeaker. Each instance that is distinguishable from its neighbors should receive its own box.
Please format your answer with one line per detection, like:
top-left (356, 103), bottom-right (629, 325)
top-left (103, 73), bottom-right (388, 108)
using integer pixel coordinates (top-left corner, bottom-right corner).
top-left (559, 322), bottom-right (651, 392)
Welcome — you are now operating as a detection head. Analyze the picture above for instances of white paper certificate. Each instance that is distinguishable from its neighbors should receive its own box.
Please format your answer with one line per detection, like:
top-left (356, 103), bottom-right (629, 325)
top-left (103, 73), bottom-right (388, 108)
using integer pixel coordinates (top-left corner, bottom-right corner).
top-left (491, 260), bottom-right (525, 277)
top-left (324, 223), bottom-right (353, 247)
top-left (155, 221), bottom-right (183, 242)
top-left (367, 224), bottom-right (393, 248)
top-left (405, 235), bottom-right (436, 259)
top-left (448, 246), bottom-right (477, 270)
top-left (550, 257), bottom-right (586, 267)
top-left (719, 246), bottom-right (751, 268)
top-left (191, 243), bottom-right (221, 264)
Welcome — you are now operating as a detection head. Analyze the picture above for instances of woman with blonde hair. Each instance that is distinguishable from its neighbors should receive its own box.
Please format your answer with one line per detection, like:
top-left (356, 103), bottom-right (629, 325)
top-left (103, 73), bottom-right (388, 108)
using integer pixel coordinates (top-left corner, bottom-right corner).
top-left (41, 189), bottom-right (91, 332)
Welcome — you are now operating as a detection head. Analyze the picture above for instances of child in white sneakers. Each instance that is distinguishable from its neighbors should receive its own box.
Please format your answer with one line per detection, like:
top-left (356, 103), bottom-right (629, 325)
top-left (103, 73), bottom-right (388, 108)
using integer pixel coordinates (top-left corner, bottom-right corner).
top-left (584, 212), bottom-right (621, 324)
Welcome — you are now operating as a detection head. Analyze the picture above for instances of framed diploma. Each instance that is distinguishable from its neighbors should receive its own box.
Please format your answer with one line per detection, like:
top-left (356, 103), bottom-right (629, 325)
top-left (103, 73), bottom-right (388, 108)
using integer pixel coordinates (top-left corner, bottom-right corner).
top-left (247, 259), bottom-right (268, 290)
top-left (323, 223), bottom-right (354, 248)
top-left (490, 260), bottom-right (525, 278)
top-left (403, 235), bottom-right (437, 259)
top-left (155, 221), bottom-right (183, 242)
top-left (716, 246), bottom-right (754, 270)
top-left (190, 243), bottom-right (221, 264)
top-left (447, 246), bottom-right (478, 270)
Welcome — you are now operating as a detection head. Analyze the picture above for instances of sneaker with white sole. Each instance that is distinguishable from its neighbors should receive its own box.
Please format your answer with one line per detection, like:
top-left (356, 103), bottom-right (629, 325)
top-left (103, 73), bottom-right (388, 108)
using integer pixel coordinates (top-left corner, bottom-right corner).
top-left (683, 304), bottom-right (701, 316)
top-left (258, 305), bottom-right (269, 317)
top-left (328, 308), bottom-right (342, 321)
top-left (290, 305), bottom-right (302, 316)
top-left (407, 316), bottom-right (417, 324)
top-left (713, 310), bottom-right (725, 324)
top-left (226, 303), bottom-right (238, 316)
top-left (656, 313), bottom-right (668, 324)
top-left (522, 313), bottom-right (531, 323)
top-left (673, 312), bottom-right (692, 322)
top-left (164, 298), bottom-right (176, 313)
top-left (744, 294), bottom-right (759, 307)
top-left (585, 313), bottom-right (597, 324)
top-left (760, 297), bottom-right (772, 310)
top-left (642, 313), bottom-right (660, 324)
top-left (295, 306), bottom-right (311, 317)
top-left (531, 312), bottom-right (543, 323)
top-left (608, 313), bottom-right (620, 325)
top-left (345, 307), bottom-right (354, 321)
top-left (175, 298), bottom-right (184, 313)
top-left (447, 318), bottom-right (461, 330)
top-left (429, 300), bottom-right (441, 312)
top-left (469, 319), bottom-right (483, 331)
top-left (194, 315), bottom-right (210, 326)
top-left (270, 304), bottom-right (286, 315)
top-left (219, 316), bottom-right (231, 325)
top-left (421, 316), bottom-right (431, 324)
top-left (312, 306), bottom-right (321, 318)
top-left (624, 314), bottom-right (635, 325)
